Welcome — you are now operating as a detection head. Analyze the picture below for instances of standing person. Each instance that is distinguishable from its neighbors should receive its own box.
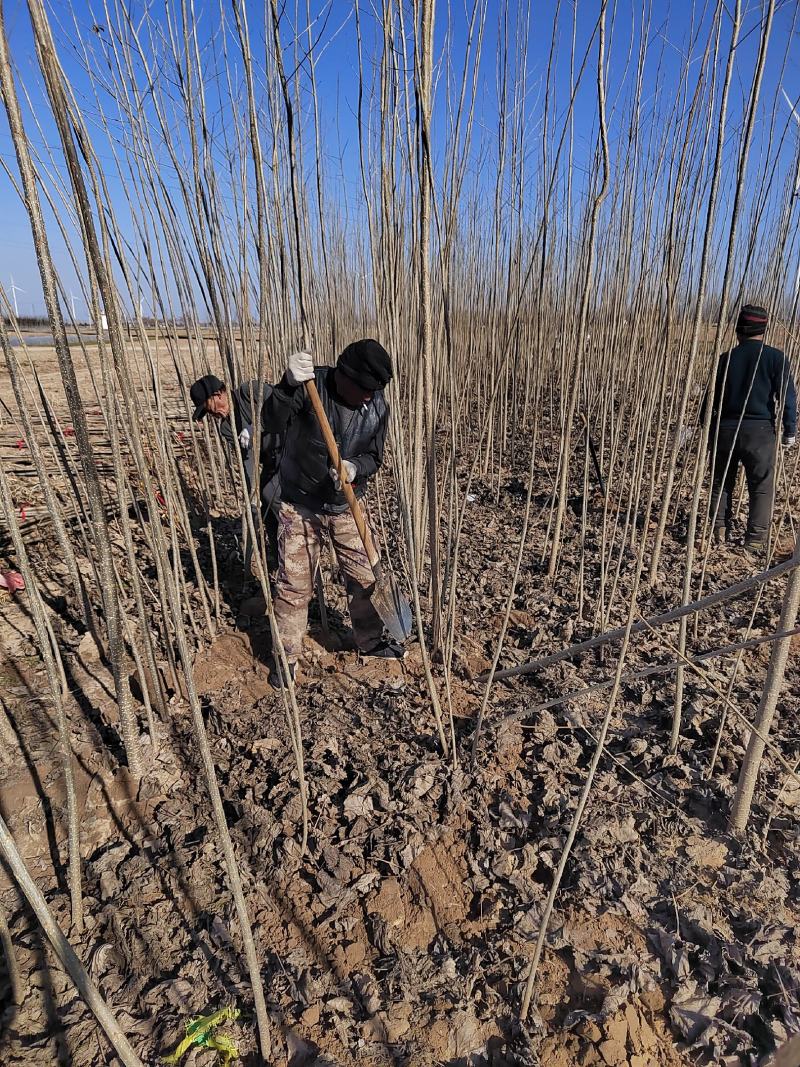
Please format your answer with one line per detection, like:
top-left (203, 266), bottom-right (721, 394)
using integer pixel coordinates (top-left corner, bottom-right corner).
top-left (190, 374), bottom-right (282, 567)
top-left (266, 339), bottom-right (404, 686)
top-left (705, 304), bottom-right (796, 551)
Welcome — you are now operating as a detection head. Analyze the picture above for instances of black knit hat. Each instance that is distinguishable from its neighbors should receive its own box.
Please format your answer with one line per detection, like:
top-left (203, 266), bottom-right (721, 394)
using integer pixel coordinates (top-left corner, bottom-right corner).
top-left (190, 374), bottom-right (225, 420)
top-left (736, 304), bottom-right (768, 338)
top-left (337, 339), bottom-right (392, 391)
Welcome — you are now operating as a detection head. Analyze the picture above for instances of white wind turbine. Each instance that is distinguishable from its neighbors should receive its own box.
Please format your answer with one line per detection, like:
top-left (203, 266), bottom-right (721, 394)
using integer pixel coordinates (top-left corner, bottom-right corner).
top-left (9, 276), bottom-right (25, 318)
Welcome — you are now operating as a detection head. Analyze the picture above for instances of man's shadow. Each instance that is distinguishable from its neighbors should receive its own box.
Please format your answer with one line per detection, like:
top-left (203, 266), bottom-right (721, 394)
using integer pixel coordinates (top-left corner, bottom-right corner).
top-left (165, 464), bottom-right (355, 674)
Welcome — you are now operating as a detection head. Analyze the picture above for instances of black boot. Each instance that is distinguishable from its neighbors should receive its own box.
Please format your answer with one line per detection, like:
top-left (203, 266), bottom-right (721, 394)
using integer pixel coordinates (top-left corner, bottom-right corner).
top-left (269, 660), bottom-right (297, 689)
top-left (743, 537), bottom-right (766, 557)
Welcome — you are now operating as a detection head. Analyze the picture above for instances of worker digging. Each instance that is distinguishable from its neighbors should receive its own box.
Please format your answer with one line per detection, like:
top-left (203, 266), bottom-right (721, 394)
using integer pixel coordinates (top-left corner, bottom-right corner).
top-left (265, 339), bottom-right (411, 688)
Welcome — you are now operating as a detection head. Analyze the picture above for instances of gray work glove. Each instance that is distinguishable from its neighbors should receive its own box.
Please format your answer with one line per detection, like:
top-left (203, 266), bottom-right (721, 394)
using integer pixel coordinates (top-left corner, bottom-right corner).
top-left (678, 425), bottom-right (694, 450)
top-left (329, 459), bottom-right (357, 490)
top-left (238, 427), bottom-right (251, 451)
top-left (782, 434), bottom-right (796, 448)
top-left (286, 350), bottom-right (314, 386)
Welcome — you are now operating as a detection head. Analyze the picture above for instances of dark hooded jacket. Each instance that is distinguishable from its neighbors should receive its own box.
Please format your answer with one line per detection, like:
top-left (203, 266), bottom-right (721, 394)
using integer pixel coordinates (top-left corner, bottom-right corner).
top-left (217, 380), bottom-right (282, 481)
top-left (266, 365), bottom-right (388, 514)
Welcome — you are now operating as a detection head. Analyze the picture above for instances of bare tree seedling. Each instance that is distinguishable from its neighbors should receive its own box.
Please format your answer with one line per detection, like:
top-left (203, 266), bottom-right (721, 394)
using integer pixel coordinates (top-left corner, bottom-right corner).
top-left (0, 1), bottom-right (799, 1064)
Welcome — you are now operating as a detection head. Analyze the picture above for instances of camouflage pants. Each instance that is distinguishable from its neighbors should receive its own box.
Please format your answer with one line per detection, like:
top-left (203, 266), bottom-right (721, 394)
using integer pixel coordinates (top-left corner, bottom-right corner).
top-left (273, 501), bottom-right (384, 662)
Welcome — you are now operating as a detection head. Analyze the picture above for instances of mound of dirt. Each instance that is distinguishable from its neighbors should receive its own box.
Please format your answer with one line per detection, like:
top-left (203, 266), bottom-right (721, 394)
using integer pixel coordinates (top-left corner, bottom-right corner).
top-left (1, 456), bottom-right (799, 1066)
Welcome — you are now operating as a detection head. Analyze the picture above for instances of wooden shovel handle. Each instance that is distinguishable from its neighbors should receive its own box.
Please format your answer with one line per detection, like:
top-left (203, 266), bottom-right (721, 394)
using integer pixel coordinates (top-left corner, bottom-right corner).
top-left (305, 379), bottom-right (381, 572)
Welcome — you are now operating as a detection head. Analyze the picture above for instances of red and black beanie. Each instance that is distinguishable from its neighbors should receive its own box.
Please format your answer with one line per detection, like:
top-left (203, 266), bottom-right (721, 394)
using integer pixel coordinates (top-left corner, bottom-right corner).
top-left (736, 304), bottom-right (768, 338)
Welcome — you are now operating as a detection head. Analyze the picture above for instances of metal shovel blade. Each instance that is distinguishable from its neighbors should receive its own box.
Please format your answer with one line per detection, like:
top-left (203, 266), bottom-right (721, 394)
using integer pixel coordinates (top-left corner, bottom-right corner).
top-left (372, 573), bottom-right (413, 642)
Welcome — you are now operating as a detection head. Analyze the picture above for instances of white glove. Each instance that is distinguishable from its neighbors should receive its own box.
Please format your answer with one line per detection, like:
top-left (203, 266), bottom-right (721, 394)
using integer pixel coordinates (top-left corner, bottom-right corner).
top-left (286, 350), bottom-right (314, 386)
top-left (238, 427), bottom-right (251, 450)
top-left (782, 434), bottom-right (796, 448)
top-left (678, 425), bottom-right (693, 450)
top-left (329, 460), bottom-right (357, 489)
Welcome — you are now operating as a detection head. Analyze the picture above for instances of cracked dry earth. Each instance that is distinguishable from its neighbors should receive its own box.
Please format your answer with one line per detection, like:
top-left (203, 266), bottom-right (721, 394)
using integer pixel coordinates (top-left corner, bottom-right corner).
top-left (1, 461), bottom-right (799, 1067)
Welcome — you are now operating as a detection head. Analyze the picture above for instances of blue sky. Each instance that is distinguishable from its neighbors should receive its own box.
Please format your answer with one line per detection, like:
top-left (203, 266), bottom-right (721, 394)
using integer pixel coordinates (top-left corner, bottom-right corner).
top-left (1, 0), bottom-right (799, 317)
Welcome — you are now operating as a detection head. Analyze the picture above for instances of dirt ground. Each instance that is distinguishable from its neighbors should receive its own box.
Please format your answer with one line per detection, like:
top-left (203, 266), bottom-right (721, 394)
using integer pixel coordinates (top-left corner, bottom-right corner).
top-left (0, 341), bottom-right (799, 1066)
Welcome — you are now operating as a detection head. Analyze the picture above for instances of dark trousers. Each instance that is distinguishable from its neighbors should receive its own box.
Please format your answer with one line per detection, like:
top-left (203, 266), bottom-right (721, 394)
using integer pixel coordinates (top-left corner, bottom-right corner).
top-left (710, 421), bottom-right (775, 541)
top-left (244, 456), bottom-right (281, 570)
top-left (261, 474), bottom-right (281, 568)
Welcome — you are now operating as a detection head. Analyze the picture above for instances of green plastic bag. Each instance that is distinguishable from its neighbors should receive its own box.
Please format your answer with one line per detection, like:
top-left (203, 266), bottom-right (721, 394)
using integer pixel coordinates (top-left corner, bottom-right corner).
top-left (163, 1006), bottom-right (240, 1065)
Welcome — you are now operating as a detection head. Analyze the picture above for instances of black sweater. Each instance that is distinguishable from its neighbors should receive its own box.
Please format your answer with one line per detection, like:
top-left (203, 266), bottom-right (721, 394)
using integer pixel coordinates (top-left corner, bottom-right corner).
top-left (704, 339), bottom-right (797, 437)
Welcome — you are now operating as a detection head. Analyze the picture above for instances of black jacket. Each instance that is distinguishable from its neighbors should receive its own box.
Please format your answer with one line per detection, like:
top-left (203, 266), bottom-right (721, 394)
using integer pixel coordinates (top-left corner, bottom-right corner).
top-left (703, 339), bottom-right (797, 437)
top-left (218, 380), bottom-right (282, 484)
top-left (266, 366), bottom-right (388, 514)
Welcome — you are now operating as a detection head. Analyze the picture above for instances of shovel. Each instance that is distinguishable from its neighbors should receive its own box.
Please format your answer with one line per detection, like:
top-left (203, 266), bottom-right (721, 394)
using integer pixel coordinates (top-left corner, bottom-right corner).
top-left (305, 380), bottom-right (413, 643)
